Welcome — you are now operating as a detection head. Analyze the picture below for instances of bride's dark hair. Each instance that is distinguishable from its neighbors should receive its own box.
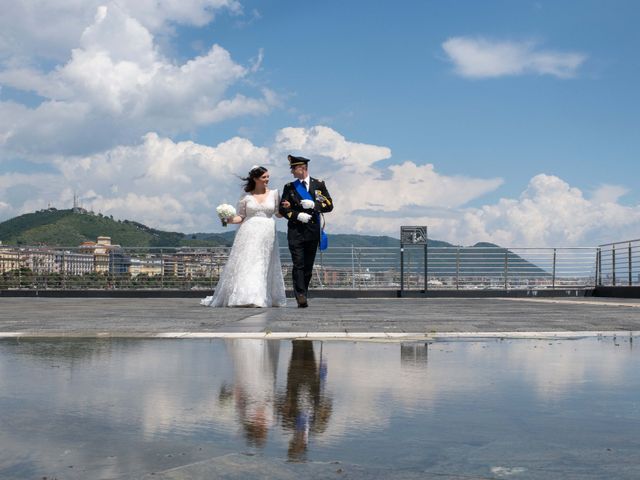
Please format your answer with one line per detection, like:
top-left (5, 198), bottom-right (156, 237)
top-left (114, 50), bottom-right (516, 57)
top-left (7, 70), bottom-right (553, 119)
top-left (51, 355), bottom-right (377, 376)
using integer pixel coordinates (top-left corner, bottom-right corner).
top-left (242, 166), bottom-right (268, 192)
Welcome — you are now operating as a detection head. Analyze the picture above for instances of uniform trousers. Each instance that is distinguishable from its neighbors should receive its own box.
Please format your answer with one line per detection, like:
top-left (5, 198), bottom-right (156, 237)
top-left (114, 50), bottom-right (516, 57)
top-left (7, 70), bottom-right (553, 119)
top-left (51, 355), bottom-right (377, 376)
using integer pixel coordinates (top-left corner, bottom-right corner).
top-left (287, 222), bottom-right (320, 297)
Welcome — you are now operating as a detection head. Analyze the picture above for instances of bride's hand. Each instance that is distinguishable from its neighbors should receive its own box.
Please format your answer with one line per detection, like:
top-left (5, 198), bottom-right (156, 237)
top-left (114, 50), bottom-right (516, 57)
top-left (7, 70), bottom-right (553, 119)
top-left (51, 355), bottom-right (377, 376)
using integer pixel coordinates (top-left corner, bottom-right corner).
top-left (281, 200), bottom-right (291, 209)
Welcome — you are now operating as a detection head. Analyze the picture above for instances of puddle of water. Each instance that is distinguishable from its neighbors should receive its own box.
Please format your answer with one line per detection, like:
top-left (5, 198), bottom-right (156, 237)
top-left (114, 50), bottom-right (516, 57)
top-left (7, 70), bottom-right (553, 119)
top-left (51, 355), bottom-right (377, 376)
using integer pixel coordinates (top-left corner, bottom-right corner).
top-left (1, 337), bottom-right (639, 479)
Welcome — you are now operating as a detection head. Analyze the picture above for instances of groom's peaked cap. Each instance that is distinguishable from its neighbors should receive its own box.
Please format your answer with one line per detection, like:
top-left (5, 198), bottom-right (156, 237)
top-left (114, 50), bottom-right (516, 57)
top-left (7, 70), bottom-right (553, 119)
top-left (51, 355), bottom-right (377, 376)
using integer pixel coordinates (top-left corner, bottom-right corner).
top-left (288, 155), bottom-right (310, 167)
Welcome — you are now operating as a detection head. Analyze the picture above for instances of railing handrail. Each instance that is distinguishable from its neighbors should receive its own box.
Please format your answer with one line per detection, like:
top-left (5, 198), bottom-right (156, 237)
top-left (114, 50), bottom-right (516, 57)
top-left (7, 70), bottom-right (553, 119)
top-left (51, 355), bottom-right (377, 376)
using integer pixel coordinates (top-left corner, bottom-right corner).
top-left (0, 244), bottom-right (602, 251)
top-left (599, 238), bottom-right (640, 248)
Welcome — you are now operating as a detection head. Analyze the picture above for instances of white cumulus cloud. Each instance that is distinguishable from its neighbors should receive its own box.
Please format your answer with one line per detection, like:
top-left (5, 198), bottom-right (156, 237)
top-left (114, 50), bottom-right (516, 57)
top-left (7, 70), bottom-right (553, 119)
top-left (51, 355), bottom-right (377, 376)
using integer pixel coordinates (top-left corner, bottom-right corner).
top-left (591, 184), bottom-right (629, 205)
top-left (1, 127), bottom-right (638, 247)
top-left (452, 174), bottom-right (640, 246)
top-left (49, 132), bottom-right (272, 231)
top-left (0, 0), bottom-right (241, 62)
top-left (442, 37), bottom-right (587, 79)
top-left (0, 4), bottom-right (274, 156)
top-left (271, 126), bottom-right (504, 233)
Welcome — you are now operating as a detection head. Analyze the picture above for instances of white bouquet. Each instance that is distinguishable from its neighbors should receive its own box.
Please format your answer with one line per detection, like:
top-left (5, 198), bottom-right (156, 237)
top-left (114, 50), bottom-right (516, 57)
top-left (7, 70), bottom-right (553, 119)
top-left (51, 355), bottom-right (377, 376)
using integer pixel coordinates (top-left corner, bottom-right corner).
top-left (216, 203), bottom-right (236, 227)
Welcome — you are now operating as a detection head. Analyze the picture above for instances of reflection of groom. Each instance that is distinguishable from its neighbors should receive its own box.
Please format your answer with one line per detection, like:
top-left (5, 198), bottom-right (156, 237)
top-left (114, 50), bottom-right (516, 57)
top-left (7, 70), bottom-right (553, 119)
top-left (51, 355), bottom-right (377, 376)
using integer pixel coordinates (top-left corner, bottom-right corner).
top-left (279, 155), bottom-right (333, 308)
top-left (278, 340), bottom-right (332, 462)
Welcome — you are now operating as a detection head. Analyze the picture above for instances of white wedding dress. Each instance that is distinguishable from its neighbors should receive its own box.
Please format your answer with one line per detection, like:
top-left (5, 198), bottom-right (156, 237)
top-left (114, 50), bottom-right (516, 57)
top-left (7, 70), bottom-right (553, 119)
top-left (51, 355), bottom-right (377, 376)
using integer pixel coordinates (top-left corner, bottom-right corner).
top-left (201, 189), bottom-right (287, 307)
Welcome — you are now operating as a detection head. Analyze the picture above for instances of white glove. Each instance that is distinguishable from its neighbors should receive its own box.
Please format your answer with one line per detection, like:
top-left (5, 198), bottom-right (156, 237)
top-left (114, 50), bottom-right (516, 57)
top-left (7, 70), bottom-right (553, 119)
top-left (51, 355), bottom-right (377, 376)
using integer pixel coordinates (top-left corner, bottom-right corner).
top-left (297, 212), bottom-right (312, 223)
top-left (300, 199), bottom-right (315, 209)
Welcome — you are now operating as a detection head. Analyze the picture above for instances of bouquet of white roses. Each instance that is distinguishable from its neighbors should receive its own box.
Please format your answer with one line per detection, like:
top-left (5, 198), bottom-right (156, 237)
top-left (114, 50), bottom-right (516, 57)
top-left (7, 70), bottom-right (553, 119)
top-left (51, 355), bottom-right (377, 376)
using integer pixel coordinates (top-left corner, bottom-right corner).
top-left (216, 203), bottom-right (236, 227)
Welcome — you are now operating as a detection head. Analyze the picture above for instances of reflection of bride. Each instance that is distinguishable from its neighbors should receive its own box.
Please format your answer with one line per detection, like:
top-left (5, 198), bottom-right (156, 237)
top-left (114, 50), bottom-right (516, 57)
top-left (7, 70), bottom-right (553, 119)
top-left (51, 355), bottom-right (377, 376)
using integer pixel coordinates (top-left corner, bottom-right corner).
top-left (201, 166), bottom-right (287, 308)
top-left (278, 340), bottom-right (332, 461)
top-left (219, 339), bottom-right (281, 447)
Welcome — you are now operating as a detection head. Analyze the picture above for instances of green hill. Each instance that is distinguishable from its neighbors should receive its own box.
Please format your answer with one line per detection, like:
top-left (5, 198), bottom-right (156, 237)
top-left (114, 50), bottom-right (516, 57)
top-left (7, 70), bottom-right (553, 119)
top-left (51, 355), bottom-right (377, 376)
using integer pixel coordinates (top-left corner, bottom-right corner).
top-left (0, 209), bottom-right (229, 247)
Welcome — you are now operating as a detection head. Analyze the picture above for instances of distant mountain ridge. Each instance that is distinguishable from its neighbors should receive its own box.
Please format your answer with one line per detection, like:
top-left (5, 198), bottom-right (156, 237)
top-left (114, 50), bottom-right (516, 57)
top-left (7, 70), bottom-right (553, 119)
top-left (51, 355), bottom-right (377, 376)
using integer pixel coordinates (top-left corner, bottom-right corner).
top-left (191, 231), bottom-right (456, 249)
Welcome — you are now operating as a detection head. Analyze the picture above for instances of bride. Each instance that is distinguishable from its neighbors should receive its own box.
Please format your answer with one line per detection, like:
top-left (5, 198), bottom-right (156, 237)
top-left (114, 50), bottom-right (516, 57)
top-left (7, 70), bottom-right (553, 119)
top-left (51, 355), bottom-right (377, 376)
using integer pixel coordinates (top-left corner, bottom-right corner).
top-left (201, 166), bottom-right (287, 308)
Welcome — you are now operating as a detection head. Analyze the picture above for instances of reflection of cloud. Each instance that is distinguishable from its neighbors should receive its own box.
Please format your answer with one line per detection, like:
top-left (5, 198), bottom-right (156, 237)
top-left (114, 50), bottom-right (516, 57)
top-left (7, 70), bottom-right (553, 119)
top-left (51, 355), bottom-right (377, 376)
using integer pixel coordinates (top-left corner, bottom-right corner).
top-left (315, 343), bottom-right (464, 441)
top-left (0, 336), bottom-right (636, 477)
top-left (0, 339), bottom-right (233, 477)
top-left (313, 339), bottom-right (636, 442)
top-left (502, 339), bottom-right (630, 400)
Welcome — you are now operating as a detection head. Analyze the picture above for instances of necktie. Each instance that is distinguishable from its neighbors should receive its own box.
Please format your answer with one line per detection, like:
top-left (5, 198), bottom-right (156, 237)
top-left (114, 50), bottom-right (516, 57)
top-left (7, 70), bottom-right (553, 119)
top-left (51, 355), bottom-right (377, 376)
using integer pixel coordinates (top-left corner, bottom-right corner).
top-left (302, 180), bottom-right (308, 191)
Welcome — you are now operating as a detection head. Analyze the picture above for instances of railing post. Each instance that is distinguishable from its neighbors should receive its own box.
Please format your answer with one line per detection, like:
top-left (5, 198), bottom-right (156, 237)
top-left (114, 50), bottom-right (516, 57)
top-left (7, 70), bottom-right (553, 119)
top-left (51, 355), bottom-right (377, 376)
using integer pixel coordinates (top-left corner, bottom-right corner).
top-left (504, 250), bottom-right (508, 290)
top-left (399, 246), bottom-right (404, 296)
top-left (612, 245), bottom-right (616, 286)
top-left (629, 242), bottom-right (633, 286)
top-left (596, 248), bottom-right (601, 286)
top-left (351, 245), bottom-right (356, 289)
top-left (552, 248), bottom-right (556, 290)
top-left (356, 249), bottom-right (361, 289)
top-left (160, 248), bottom-right (164, 289)
top-left (455, 247), bottom-right (460, 290)
top-left (424, 243), bottom-right (428, 292)
top-left (62, 251), bottom-right (67, 290)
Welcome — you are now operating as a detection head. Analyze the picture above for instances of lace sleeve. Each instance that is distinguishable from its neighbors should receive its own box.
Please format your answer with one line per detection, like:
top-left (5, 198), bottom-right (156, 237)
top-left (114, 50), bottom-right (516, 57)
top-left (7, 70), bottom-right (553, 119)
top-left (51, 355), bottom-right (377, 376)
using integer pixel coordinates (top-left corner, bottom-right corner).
top-left (236, 195), bottom-right (247, 219)
top-left (273, 189), bottom-right (283, 217)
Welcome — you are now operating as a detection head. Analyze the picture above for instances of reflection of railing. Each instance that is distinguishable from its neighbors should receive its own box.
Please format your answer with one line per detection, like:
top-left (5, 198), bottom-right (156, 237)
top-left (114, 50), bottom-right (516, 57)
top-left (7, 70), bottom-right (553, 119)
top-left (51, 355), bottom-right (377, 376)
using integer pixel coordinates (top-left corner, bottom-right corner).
top-left (598, 239), bottom-right (640, 286)
top-left (0, 245), bottom-right (599, 291)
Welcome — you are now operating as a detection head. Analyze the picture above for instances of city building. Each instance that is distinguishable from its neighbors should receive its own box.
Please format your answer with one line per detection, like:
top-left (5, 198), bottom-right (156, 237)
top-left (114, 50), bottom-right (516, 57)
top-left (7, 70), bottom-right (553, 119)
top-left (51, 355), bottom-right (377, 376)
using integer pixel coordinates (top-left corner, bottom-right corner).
top-left (78, 236), bottom-right (130, 274)
top-left (0, 245), bottom-right (20, 273)
top-left (129, 257), bottom-right (163, 277)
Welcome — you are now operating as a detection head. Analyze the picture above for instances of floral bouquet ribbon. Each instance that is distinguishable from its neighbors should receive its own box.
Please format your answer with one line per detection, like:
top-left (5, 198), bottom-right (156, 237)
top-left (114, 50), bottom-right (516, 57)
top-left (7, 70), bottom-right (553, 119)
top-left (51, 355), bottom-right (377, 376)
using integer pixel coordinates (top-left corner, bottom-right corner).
top-left (216, 204), bottom-right (236, 227)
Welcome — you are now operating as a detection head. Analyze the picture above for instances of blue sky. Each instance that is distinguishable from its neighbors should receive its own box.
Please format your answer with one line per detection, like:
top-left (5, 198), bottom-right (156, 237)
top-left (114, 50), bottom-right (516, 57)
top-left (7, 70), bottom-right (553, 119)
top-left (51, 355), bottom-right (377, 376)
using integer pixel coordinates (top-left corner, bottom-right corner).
top-left (0, 1), bottom-right (639, 246)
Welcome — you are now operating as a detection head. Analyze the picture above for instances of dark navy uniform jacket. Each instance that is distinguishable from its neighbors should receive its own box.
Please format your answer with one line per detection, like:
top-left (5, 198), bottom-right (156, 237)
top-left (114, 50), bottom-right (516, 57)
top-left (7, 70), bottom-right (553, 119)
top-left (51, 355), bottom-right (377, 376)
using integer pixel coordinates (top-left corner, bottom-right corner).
top-left (279, 177), bottom-right (333, 228)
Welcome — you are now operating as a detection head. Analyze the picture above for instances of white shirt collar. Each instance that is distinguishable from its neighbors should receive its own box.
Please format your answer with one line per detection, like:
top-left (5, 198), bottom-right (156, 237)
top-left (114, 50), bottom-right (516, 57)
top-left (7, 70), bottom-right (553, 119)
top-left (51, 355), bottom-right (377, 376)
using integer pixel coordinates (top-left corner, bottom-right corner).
top-left (302, 175), bottom-right (310, 190)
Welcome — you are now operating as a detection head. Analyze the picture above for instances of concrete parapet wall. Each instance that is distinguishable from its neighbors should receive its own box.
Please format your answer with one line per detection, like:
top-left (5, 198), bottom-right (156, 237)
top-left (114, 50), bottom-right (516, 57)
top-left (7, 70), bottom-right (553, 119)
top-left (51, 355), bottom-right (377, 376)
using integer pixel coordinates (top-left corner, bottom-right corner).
top-left (593, 286), bottom-right (640, 298)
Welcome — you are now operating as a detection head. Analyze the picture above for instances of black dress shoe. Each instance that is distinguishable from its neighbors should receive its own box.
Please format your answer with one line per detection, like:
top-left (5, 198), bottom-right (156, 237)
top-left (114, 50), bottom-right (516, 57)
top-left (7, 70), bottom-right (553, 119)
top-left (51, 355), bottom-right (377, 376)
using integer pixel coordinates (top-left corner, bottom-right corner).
top-left (296, 293), bottom-right (308, 308)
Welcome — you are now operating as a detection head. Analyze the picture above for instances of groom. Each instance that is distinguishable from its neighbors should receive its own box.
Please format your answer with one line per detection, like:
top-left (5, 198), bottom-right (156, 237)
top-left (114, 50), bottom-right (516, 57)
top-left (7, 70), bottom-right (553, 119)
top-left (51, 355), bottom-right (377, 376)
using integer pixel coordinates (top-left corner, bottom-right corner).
top-left (279, 155), bottom-right (333, 308)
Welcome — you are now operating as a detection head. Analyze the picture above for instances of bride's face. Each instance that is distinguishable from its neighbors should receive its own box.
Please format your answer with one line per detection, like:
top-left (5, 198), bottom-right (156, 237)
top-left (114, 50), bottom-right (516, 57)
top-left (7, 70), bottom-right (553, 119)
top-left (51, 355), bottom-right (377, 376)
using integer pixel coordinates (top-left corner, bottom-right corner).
top-left (255, 171), bottom-right (270, 188)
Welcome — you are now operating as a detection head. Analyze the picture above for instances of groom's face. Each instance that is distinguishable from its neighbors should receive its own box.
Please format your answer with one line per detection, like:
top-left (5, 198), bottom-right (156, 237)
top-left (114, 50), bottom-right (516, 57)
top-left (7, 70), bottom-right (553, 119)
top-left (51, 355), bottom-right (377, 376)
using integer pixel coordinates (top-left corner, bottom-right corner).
top-left (291, 165), bottom-right (307, 180)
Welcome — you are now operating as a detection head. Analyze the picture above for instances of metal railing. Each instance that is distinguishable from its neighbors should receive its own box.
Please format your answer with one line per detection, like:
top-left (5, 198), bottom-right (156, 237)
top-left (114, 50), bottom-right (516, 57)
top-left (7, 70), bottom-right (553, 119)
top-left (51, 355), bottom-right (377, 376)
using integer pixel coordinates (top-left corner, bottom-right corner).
top-left (597, 238), bottom-right (640, 286)
top-left (312, 246), bottom-right (596, 290)
top-left (0, 244), bottom-right (598, 291)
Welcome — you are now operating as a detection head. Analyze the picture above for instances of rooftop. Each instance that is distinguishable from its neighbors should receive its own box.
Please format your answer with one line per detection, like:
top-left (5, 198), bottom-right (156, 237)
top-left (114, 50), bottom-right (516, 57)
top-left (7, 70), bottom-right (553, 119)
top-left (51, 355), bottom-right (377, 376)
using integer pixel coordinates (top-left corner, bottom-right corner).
top-left (2, 296), bottom-right (639, 339)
